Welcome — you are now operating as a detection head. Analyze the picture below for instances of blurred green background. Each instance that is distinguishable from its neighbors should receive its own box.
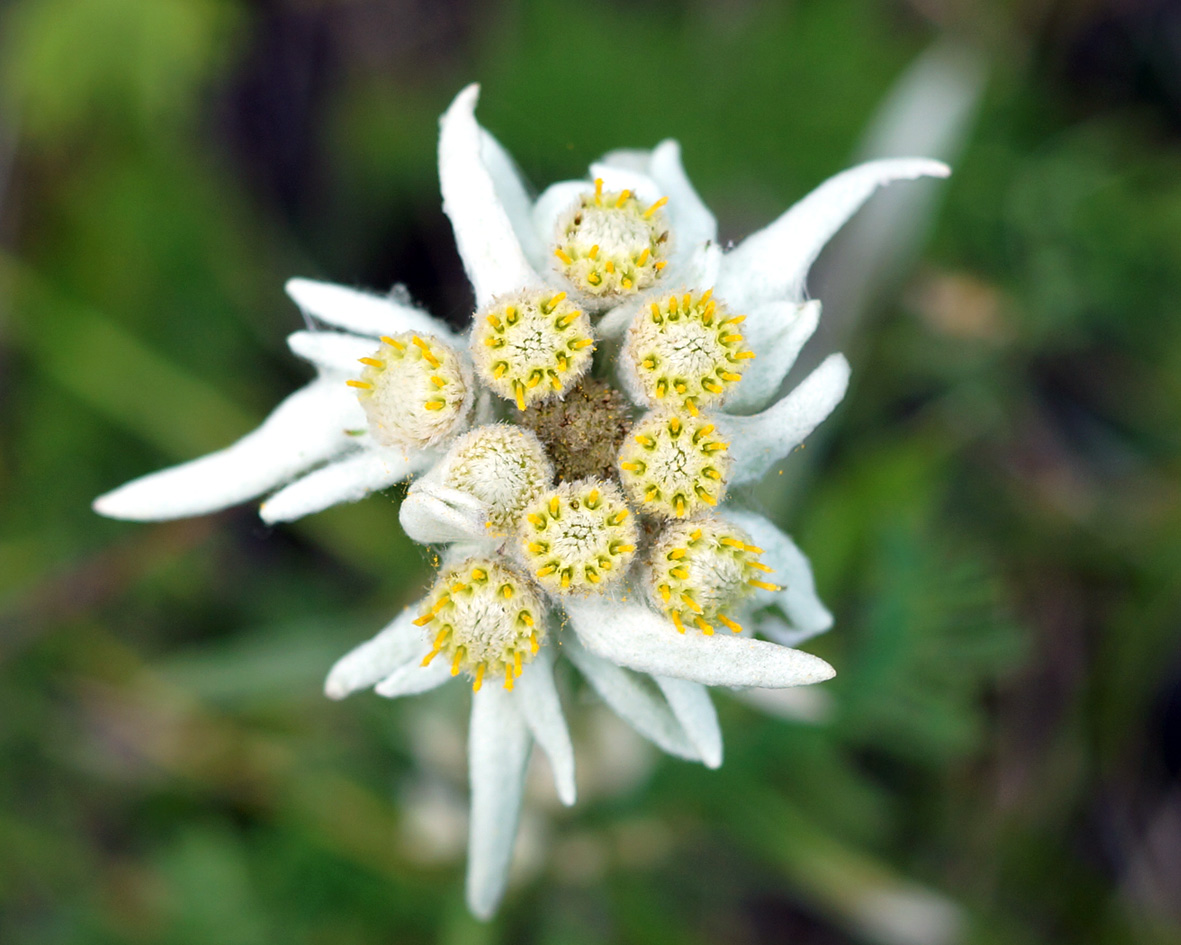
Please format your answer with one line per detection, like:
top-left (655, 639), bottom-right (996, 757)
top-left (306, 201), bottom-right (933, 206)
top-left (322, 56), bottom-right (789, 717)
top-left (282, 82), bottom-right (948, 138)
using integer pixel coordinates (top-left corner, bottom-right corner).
top-left (2, 0), bottom-right (1180, 943)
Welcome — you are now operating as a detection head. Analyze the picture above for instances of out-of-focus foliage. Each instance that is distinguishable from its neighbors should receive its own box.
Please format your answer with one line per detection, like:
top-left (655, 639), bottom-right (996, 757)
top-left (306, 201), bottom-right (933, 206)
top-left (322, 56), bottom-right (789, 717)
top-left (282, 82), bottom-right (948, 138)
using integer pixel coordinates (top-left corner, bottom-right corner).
top-left (1, 1), bottom-right (1179, 944)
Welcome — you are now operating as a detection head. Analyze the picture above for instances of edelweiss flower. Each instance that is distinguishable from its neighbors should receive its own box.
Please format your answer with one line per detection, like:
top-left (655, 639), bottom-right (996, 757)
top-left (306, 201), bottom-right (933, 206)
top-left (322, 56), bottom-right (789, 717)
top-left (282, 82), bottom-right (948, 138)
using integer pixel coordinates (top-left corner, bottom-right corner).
top-left (93, 84), bottom-right (948, 917)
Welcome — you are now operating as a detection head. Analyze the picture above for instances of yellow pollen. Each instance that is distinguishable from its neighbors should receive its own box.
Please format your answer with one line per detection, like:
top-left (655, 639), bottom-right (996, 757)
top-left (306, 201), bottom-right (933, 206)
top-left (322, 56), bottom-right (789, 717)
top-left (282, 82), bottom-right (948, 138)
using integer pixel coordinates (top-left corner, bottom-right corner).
top-left (346, 380), bottom-right (372, 390)
top-left (681, 594), bottom-right (703, 614)
top-left (451, 647), bottom-right (464, 676)
top-left (554, 247), bottom-right (574, 265)
top-left (549, 496), bottom-right (560, 517)
top-left (720, 372), bottom-right (742, 382)
top-left (735, 351), bottom-right (756, 359)
top-left (413, 613), bottom-right (433, 627)
top-left (571, 338), bottom-right (595, 350)
top-left (472, 664), bottom-right (485, 691)
top-left (501, 584), bottom-right (513, 599)
top-left (696, 489), bottom-right (717, 507)
top-left (527, 513), bottom-right (545, 527)
top-left (514, 651), bottom-right (523, 676)
top-left (654, 260), bottom-right (667, 271)
top-left (615, 189), bottom-right (631, 208)
top-left (695, 617), bottom-right (714, 636)
top-left (529, 632), bottom-right (539, 653)
top-left (514, 382), bottom-right (526, 411)
top-left (620, 461), bottom-right (643, 472)
top-left (537, 564), bottom-right (558, 577)
top-left (424, 399), bottom-right (446, 410)
top-left (608, 510), bottom-right (629, 525)
top-left (358, 357), bottom-right (384, 368)
top-left (594, 178), bottom-right (603, 202)
top-left (669, 417), bottom-right (682, 434)
top-left (750, 561), bottom-right (774, 573)
top-left (685, 398), bottom-right (700, 417)
top-left (560, 571), bottom-right (571, 590)
top-left (671, 611), bottom-right (686, 634)
top-left (621, 277), bottom-right (633, 289)
top-left (486, 314), bottom-right (502, 329)
top-left (635, 434), bottom-right (654, 447)
top-left (613, 544), bottom-right (635, 554)
top-left (588, 244), bottom-right (600, 259)
top-left (494, 363), bottom-right (507, 379)
top-left (587, 489), bottom-right (601, 505)
top-left (430, 375), bottom-right (446, 388)
top-left (605, 260), bottom-right (615, 274)
top-left (717, 614), bottom-right (743, 634)
top-left (744, 544), bottom-right (765, 554)
top-left (748, 579), bottom-right (781, 592)
top-left (644, 196), bottom-right (669, 218)
top-left (674, 495), bottom-right (686, 517)
top-left (380, 335), bottom-right (405, 350)
top-left (546, 291), bottom-right (567, 311)
top-left (504, 665), bottom-right (514, 690)
top-left (637, 248), bottom-right (650, 265)
top-left (659, 584), bottom-right (671, 603)
top-left (668, 549), bottom-right (687, 560)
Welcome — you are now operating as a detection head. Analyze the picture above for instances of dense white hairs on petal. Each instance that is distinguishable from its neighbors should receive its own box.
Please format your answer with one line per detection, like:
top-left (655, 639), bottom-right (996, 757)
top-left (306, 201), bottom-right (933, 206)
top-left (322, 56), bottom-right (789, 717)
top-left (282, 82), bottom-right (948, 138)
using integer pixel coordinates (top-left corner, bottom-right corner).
top-left (514, 647), bottom-right (576, 806)
top-left (653, 677), bottom-right (722, 769)
top-left (726, 510), bottom-right (834, 644)
top-left (563, 635), bottom-right (699, 761)
top-left (286, 279), bottom-right (455, 342)
top-left (724, 300), bottom-right (821, 414)
top-left (286, 330), bottom-right (383, 374)
top-left (260, 447), bottom-right (433, 524)
top-left (324, 606), bottom-right (427, 700)
top-left (374, 654), bottom-right (453, 699)
top-left (479, 129), bottom-right (546, 272)
top-left (531, 180), bottom-right (591, 251)
top-left (564, 597), bottom-right (835, 689)
top-left (400, 479), bottom-right (491, 544)
top-left (647, 140), bottom-right (717, 252)
top-left (723, 353), bottom-right (850, 486)
top-left (716, 158), bottom-right (950, 309)
top-left (466, 686), bottom-right (531, 920)
top-left (439, 84), bottom-right (543, 307)
top-left (93, 377), bottom-right (364, 521)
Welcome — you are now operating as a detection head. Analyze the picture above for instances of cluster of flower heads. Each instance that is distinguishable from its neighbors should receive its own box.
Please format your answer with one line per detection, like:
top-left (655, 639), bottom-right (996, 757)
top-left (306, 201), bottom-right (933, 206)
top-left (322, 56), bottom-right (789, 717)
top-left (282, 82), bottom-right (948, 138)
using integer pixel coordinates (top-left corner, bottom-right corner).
top-left (94, 84), bottom-right (948, 918)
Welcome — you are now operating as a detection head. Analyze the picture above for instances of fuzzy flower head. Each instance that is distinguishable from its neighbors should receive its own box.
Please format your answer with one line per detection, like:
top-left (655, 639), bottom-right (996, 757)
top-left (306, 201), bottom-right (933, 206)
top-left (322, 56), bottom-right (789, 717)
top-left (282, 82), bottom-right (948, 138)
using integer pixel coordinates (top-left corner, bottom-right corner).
top-left (93, 83), bottom-right (949, 919)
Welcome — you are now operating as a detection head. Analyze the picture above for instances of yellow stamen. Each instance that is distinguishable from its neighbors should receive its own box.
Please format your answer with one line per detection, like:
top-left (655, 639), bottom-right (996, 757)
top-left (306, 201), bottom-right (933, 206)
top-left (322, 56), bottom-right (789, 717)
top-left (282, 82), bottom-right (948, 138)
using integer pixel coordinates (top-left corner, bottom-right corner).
top-left (671, 611), bottom-right (686, 634)
top-left (717, 614), bottom-right (743, 634)
top-left (514, 382), bottom-right (526, 411)
top-left (504, 665), bottom-right (514, 691)
top-left (554, 247), bottom-right (574, 265)
top-left (636, 248), bottom-right (651, 265)
top-left (424, 399), bottom-right (446, 411)
top-left (615, 189), bottom-right (631, 208)
top-left (748, 579), bottom-right (781, 592)
top-left (451, 647), bottom-right (464, 676)
top-left (358, 357), bottom-right (383, 368)
top-left (380, 335), bottom-right (405, 350)
top-left (644, 196), bottom-right (669, 218)
top-left (594, 178), bottom-right (603, 203)
top-left (588, 244), bottom-right (600, 259)
top-left (681, 594), bottom-right (702, 614)
top-left (412, 336), bottom-right (440, 367)
top-left (472, 664), bottom-right (485, 691)
top-left (346, 380), bottom-right (372, 389)
top-left (695, 617), bottom-right (714, 636)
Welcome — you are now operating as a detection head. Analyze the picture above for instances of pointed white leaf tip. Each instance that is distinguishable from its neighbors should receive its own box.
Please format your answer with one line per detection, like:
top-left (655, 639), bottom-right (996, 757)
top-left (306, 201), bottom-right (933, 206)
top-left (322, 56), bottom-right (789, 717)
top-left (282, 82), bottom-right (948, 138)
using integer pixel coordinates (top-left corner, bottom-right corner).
top-left (439, 83), bottom-right (541, 307)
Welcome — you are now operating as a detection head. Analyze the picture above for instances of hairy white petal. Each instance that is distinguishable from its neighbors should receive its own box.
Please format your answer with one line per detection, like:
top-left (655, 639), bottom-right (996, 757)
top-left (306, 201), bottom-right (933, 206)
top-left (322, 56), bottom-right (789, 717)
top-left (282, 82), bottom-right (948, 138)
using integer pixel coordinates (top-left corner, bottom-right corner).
top-left (400, 480), bottom-right (491, 544)
top-left (726, 510), bottom-right (834, 644)
top-left (93, 378), bottom-right (362, 521)
top-left (286, 330), bottom-right (381, 374)
top-left (723, 353), bottom-right (850, 486)
top-left (563, 635), bottom-right (698, 761)
top-left (324, 606), bottom-right (425, 700)
top-left (439, 84), bottom-right (542, 307)
top-left (480, 129), bottom-right (546, 272)
top-left (286, 278), bottom-right (454, 341)
top-left (466, 686), bottom-right (531, 920)
top-left (375, 655), bottom-right (453, 699)
top-left (683, 239), bottom-right (722, 289)
top-left (514, 647), bottom-right (576, 806)
top-left (653, 677), bottom-right (722, 769)
top-left (717, 158), bottom-right (951, 307)
top-left (260, 448), bottom-right (432, 524)
top-left (565, 597), bottom-right (834, 689)
top-left (531, 181), bottom-right (591, 251)
top-left (725, 301), bottom-right (821, 414)
top-left (647, 139), bottom-right (717, 252)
